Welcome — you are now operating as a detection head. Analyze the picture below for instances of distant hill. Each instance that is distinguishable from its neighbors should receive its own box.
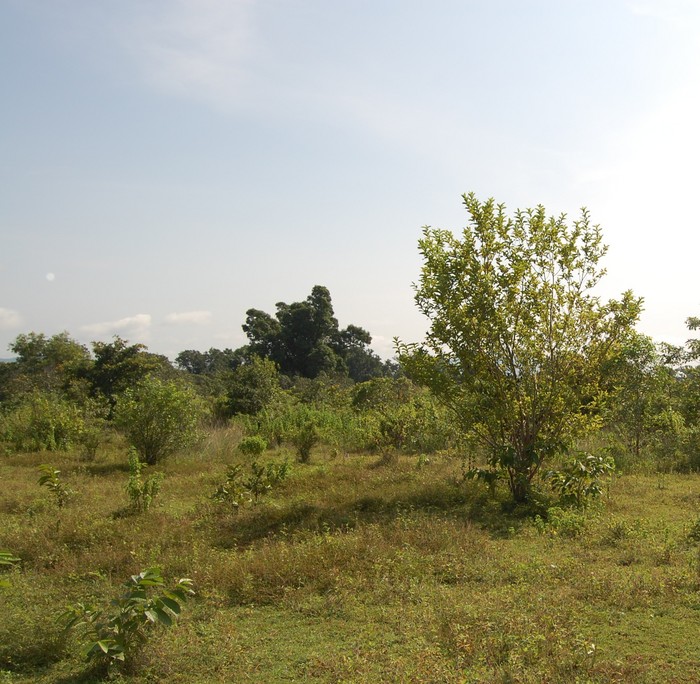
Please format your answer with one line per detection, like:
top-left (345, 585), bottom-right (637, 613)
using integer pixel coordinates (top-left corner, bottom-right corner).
top-left (0, 358), bottom-right (16, 363)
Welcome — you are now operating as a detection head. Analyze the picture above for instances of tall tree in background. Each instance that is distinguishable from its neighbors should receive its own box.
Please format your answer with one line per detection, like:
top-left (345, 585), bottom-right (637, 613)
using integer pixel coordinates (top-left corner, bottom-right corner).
top-left (398, 193), bottom-right (641, 502)
top-left (275, 285), bottom-right (340, 376)
top-left (89, 337), bottom-right (172, 410)
top-left (1, 332), bottom-right (91, 402)
top-left (243, 285), bottom-right (379, 380)
top-left (603, 332), bottom-right (678, 459)
top-left (175, 347), bottom-right (247, 375)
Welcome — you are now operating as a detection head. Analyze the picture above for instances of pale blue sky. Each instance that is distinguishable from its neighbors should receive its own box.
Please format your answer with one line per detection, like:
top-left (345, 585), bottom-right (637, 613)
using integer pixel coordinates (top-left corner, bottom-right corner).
top-left (2, 0), bottom-right (700, 359)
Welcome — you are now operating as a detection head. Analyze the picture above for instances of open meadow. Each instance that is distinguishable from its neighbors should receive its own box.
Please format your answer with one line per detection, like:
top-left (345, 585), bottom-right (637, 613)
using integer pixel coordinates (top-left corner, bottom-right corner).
top-left (6, 2), bottom-right (700, 680)
top-left (2, 429), bottom-right (700, 683)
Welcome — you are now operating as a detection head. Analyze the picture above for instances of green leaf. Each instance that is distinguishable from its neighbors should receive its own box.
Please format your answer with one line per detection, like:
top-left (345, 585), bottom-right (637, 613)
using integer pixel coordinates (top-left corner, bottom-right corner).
top-left (153, 606), bottom-right (173, 626)
top-left (96, 640), bottom-right (110, 654)
top-left (0, 551), bottom-right (20, 566)
top-left (159, 596), bottom-right (181, 614)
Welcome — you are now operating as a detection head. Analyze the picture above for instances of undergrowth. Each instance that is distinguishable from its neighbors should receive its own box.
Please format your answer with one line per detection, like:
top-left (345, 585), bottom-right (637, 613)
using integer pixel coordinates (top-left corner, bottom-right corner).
top-left (1, 431), bottom-right (700, 682)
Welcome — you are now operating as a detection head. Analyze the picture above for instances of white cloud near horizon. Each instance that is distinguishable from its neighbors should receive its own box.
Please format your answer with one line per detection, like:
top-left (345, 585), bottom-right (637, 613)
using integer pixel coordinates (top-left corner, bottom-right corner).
top-left (367, 333), bottom-right (396, 360)
top-left (81, 313), bottom-right (152, 338)
top-left (164, 310), bottom-right (212, 324)
top-left (0, 308), bottom-right (22, 330)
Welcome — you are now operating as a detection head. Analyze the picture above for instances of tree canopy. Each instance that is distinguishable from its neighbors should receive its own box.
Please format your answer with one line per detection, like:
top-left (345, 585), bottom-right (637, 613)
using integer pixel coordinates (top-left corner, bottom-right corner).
top-left (243, 285), bottom-right (385, 381)
top-left (398, 193), bottom-right (642, 502)
top-left (89, 337), bottom-right (173, 410)
top-left (2, 332), bottom-right (91, 399)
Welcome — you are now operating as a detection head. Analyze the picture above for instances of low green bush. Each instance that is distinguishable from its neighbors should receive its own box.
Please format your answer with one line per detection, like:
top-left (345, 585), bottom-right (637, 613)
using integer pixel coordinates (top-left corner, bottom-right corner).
top-left (60, 567), bottom-right (194, 670)
top-left (0, 391), bottom-right (85, 452)
top-left (114, 376), bottom-right (204, 465)
top-left (545, 452), bottom-right (615, 507)
top-left (212, 459), bottom-right (291, 507)
top-left (238, 435), bottom-right (267, 457)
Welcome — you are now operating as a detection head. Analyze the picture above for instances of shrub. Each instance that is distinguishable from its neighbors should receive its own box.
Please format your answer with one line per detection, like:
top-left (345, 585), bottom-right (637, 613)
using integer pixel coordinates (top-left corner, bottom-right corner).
top-left (213, 460), bottom-right (290, 507)
top-left (114, 376), bottom-right (204, 465)
top-left (462, 466), bottom-right (501, 497)
top-left (238, 435), bottom-right (267, 457)
top-left (226, 357), bottom-right (280, 416)
top-left (211, 464), bottom-right (246, 509)
top-left (291, 421), bottom-right (319, 463)
top-left (77, 401), bottom-right (108, 460)
top-left (545, 452), bottom-right (615, 508)
top-left (125, 450), bottom-right (164, 513)
top-left (60, 567), bottom-right (194, 669)
top-left (0, 391), bottom-right (85, 452)
top-left (245, 460), bottom-right (290, 503)
top-left (688, 516), bottom-right (700, 543)
top-left (534, 506), bottom-right (588, 538)
top-left (352, 379), bottom-right (458, 454)
top-left (241, 394), bottom-right (375, 455)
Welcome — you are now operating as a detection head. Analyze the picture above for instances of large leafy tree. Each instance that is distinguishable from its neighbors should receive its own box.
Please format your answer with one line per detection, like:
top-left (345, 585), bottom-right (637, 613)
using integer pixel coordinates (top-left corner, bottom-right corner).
top-left (243, 285), bottom-right (378, 380)
top-left (603, 332), bottom-right (678, 459)
top-left (175, 347), bottom-right (247, 375)
top-left (274, 285), bottom-right (340, 376)
top-left (88, 337), bottom-right (173, 410)
top-left (226, 356), bottom-right (280, 416)
top-left (659, 316), bottom-right (700, 470)
top-left (398, 193), bottom-right (641, 502)
top-left (1, 332), bottom-right (91, 402)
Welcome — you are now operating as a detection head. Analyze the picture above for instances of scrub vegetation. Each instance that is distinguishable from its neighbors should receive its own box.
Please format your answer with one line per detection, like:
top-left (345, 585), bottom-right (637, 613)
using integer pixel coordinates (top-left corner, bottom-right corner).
top-left (2, 194), bottom-right (700, 682)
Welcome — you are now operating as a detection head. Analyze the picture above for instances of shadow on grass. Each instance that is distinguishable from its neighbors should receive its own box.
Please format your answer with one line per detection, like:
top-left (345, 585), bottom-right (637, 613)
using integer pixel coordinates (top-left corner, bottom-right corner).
top-left (0, 635), bottom-right (67, 677)
top-left (111, 505), bottom-right (138, 519)
top-left (83, 460), bottom-right (130, 476)
top-left (210, 480), bottom-right (540, 549)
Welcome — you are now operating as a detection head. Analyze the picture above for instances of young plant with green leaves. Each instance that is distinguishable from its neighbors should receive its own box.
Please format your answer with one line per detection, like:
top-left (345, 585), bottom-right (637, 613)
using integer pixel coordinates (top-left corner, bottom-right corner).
top-left (291, 421), bottom-right (319, 463)
top-left (0, 390), bottom-right (86, 453)
top-left (212, 463), bottom-right (247, 509)
top-left (398, 193), bottom-right (641, 502)
top-left (37, 464), bottom-right (74, 507)
top-left (603, 332), bottom-right (678, 461)
top-left (213, 460), bottom-right (290, 508)
top-left (125, 450), bottom-right (164, 513)
top-left (60, 567), bottom-right (194, 669)
top-left (0, 551), bottom-right (20, 588)
top-left (245, 460), bottom-right (291, 503)
top-left (545, 452), bottom-right (615, 507)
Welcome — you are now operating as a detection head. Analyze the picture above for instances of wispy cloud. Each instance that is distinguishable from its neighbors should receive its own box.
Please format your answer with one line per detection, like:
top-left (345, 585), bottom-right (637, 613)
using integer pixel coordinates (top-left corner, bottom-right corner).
top-left (164, 310), bottom-right (212, 325)
top-left (81, 313), bottom-right (152, 338)
top-left (0, 308), bottom-right (22, 330)
top-left (119, 1), bottom-right (439, 136)
top-left (124, 0), bottom-right (259, 109)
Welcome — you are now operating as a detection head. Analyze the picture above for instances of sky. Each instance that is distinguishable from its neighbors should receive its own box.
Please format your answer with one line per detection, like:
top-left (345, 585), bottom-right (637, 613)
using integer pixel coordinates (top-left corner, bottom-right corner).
top-left (2, 0), bottom-right (700, 360)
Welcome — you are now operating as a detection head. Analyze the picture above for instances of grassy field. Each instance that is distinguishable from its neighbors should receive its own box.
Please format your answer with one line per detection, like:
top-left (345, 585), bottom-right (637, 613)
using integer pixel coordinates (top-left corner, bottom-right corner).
top-left (2, 429), bottom-right (700, 683)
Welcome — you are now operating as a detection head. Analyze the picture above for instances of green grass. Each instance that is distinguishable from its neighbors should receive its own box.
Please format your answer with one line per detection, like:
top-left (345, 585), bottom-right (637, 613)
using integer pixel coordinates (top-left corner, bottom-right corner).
top-left (2, 430), bottom-right (700, 682)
